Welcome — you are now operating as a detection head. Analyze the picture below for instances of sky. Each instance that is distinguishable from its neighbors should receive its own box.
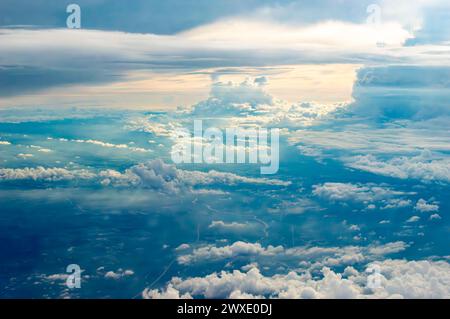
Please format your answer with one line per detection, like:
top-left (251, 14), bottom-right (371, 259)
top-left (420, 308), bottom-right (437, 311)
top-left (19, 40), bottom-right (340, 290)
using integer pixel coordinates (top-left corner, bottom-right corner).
top-left (0, 0), bottom-right (449, 299)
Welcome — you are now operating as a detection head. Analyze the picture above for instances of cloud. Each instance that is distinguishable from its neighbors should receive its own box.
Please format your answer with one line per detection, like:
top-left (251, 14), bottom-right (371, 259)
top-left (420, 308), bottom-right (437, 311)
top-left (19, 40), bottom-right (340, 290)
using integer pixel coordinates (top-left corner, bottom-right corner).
top-left (29, 145), bottom-right (52, 153)
top-left (312, 182), bottom-right (412, 209)
top-left (143, 259), bottom-right (450, 299)
top-left (291, 123), bottom-right (450, 156)
top-left (100, 159), bottom-right (290, 193)
top-left (175, 244), bottom-right (191, 251)
top-left (208, 221), bottom-right (255, 233)
top-left (104, 269), bottom-right (134, 280)
top-left (287, 65), bottom-right (450, 185)
top-left (125, 116), bottom-right (180, 137)
top-left (345, 152), bottom-right (450, 183)
top-left (49, 137), bottom-right (151, 153)
top-left (176, 240), bottom-right (408, 266)
top-left (406, 216), bottom-right (421, 223)
top-left (0, 65), bottom-right (114, 97)
top-left (429, 214), bottom-right (442, 220)
top-left (350, 66), bottom-right (450, 121)
top-left (0, 167), bottom-right (95, 181)
top-left (181, 78), bottom-right (349, 130)
top-left (176, 241), bottom-right (283, 265)
top-left (144, 284), bottom-right (193, 299)
top-left (17, 153), bottom-right (33, 159)
top-left (188, 79), bottom-right (273, 117)
top-left (0, 17), bottom-right (420, 99)
top-left (368, 242), bottom-right (410, 255)
top-left (414, 198), bottom-right (439, 212)
top-left (0, 159), bottom-right (288, 196)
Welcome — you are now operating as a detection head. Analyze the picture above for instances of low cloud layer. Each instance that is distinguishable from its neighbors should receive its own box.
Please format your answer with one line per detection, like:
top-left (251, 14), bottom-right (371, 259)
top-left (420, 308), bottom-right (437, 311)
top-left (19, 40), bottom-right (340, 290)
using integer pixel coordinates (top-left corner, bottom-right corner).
top-left (144, 259), bottom-right (450, 299)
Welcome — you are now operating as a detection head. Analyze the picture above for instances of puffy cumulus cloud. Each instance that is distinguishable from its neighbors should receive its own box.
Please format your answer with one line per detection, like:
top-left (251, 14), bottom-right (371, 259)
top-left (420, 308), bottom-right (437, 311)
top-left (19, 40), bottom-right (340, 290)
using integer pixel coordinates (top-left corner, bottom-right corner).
top-left (345, 152), bottom-right (450, 183)
top-left (99, 159), bottom-right (290, 193)
top-left (312, 182), bottom-right (413, 209)
top-left (0, 159), bottom-right (288, 192)
top-left (125, 115), bottom-right (181, 137)
top-left (143, 284), bottom-right (193, 299)
top-left (0, 140), bottom-right (11, 145)
top-left (183, 78), bottom-right (348, 128)
top-left (103, 269), bottom-right (134, 280)
top-left (414, 198), bottom-right (439, 213)
top-left (0, 167), bottom-right (95, 182)
top-left (177, 241), bottom-right (284, 265)
top-left (188, 79), bottom-right (273, 117)
top-left (176, 240), bottom-right (409, 266)
top-left (143, 259), bottom-right (450, 299)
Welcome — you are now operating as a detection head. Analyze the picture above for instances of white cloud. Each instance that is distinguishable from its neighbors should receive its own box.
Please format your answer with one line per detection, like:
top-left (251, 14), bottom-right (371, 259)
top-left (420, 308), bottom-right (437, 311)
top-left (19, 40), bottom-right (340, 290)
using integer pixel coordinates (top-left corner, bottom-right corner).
top-left (406, 216), bottom-right (420, 223)
top-left (368, 241), bottom-right (409, 256)
top-left (0, 159), bottom-right (287, 194)
top-left (429, 214), bottom-right (442, 220)
top-left (176, 241), bottom-right (408, 266)
top-left (183, 78), bottom-right (350, 129)
top-left (414, 199), bottom-right (439, 213)
top-left (175, 244), bottom-right (191, 251)
top-left (0, 140), bottom-right (11, 145)
top-left (345, 152), bottom-right (450, 183)
top-left (289, 118), bottom-right (450, 184)
top-left (144, 284), bottom-right (193, 299)
top-left (0, 167), bottom-right (95, 181)
top-left (17, 153), bottom-right (33, 159)
top-left (290, 122), bottom-right (450, 156)
top-left (177, 241), bottom-right (283, 265)
top-left (0, 20), bottom-right (414, 75)
top-left (51, 137), bottom-right (151, 153)
top-left (143, 259), bottom-right (450, 299)
top-left (312, 182), bottom-right (412, 208)
top-left (125, 116), bottom-right (180, 137)
top-left (208, 221), bottom-right (252, 232)
top-left (100, 159), bottom-right (290, 193)
top-left (104, 269), bottom-right (134, 280)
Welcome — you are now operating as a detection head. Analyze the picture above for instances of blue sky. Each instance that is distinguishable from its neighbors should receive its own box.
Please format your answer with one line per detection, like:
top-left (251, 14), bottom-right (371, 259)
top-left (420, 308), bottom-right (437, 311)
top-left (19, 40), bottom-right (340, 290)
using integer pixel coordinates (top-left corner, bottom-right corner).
top-left (0, 1), bottom-right (449, 299)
